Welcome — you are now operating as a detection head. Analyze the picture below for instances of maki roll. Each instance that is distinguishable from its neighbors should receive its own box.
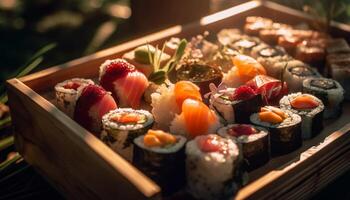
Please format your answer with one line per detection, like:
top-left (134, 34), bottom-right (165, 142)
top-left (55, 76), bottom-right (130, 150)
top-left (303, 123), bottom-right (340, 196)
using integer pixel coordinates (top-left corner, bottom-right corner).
top-left (250, 43), bottom-right (287, 59)
top-left (74, 85), bottom-right (117, 136)
top-left (99, 59), bottom-right (149, 109)
top-left (283, 61), bottom-right (320, 92)
top-left (217, 124), bottom-right (269, 171)
top-left (326, 53), bottom-right (350, 100)
top-left (295, 40), bottom-right (326, 73)
top-left (230, 36), bottom-right (260, 55)
top-left (217, 28), bottom-right (242, 47)
top-left (244, 16), bottom-right (273, 36)
top-left (250, 106), bottom-right (302, 156)
top-left (133, 130), bottom-right (186, 195)
top-left (303, 78), bottom-right (344, 119)
top-left (210, 85), bottom-right (263, 124)
top-left (186, 134), bottom-right (240, 200)
top-left (280, 93), bottom-right (324, 139)
top-left (54, 78), bottom-right (94, 117)
top-left (101, 108), bottom-right (154, 161)
top-left (170, 99), bottom-right (221, 138)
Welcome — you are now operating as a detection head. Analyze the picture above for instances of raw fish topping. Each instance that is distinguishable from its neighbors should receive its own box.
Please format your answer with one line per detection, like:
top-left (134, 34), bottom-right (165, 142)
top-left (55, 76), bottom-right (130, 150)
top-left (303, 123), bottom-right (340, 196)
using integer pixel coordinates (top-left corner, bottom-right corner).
top-left (259, 106), bottom-right (287, 124)
top-left (174, 81), bottom-right (202, 109)
top-left (144, 130), bottom-right (177, 147)
top-left (110, 112), bottom-right (146, 124)
top-left (100, 59), bottom-right (136, 92)
top-left (230, 85), bottom-right (256, 101)
top-left (197, 135), bottom-right (228, 154)
top-left (227, 124), bottom-right (257, 137)
top-left (291, 95), bottom-right (319, 109)
top-left (63, 82), bottom-right (81, 90)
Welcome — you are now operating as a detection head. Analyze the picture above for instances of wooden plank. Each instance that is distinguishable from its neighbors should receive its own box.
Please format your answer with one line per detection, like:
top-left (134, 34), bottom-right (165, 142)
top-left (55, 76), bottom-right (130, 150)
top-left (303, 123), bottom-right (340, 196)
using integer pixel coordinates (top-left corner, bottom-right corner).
top-left (6, 78), bottom-right (161, 199)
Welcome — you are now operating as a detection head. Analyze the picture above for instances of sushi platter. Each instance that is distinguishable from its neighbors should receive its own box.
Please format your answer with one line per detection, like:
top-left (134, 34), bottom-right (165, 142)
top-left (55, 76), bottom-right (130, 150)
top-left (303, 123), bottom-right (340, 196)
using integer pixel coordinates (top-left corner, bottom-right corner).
top-left (6, 1), bottom-right (350, 200)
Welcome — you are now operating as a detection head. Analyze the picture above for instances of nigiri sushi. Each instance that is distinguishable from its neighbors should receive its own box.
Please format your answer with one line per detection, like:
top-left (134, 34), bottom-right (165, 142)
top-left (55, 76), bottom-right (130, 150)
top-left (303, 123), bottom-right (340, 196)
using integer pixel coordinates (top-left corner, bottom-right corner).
top-left (99, 59), bottom-right (149, 109)
top-left (223, 54), bottom-right (266, 88)
top-left (74, 84), bottom-right (117, 135)
top-left (151, 81), bottom-right (202, 130)
top-left (170, 98), bottom-right (221, 138)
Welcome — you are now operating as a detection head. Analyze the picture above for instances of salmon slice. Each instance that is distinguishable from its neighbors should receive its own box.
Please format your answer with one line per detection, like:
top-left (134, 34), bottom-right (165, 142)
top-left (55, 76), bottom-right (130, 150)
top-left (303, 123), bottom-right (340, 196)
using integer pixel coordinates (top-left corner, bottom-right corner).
top-left (182, 99), bottom-right (217, 138)
top-left (232, 54), bottom-right (266, 82)
top-left (291, 95), bottom-right (319, 109)
top-left (174, 81), bottom-right (202, 109)
top-left (259, 111), bottom-right (283, 124)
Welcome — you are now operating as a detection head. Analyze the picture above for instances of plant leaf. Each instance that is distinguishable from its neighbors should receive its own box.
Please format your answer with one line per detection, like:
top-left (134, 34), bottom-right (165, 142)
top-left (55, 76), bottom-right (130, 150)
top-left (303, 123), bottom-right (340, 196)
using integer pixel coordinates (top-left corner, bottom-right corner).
top-left (0, 94), bottom-right (7, 104)
top-left (0, 116), bottom-right (11, 130)
top-left (16, 57), bottom-right (43, 78)
top-left (14, 43), bottom-right (56, 78)
top-left (0, 136), bottom-right (14, 152)
top-left (148, 71), bottom-right (166, 85)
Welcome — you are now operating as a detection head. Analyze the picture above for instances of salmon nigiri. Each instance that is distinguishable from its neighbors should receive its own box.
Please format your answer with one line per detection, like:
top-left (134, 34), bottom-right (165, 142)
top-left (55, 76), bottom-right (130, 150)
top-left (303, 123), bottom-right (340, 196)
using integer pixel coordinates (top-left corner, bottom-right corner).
top-left (99, 59), bottom-right (149, 109)
top-left (223, 55), bottom-right (266, 88)
top-left (74, 84), bottom-right (117, 135)
top-left (174, 81), bottom-right (202, 109)
top-left (170, 99), bottom-right (221, 138)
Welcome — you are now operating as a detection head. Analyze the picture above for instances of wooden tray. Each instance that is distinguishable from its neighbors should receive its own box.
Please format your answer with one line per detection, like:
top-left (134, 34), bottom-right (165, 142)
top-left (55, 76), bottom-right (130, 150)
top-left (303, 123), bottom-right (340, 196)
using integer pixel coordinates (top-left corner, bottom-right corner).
top-left (6, 1), bottom-right (350, 199)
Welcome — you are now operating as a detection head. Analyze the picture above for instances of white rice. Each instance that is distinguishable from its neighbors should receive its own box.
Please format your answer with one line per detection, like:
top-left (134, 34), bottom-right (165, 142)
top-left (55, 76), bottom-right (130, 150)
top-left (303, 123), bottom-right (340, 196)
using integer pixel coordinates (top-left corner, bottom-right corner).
top-left (54, 78), bottom-right (94, 118)
top-left (209, 88), bottom-right (236, 124)
top-left (186, 134), bottom-right (239, 200)
top-left (150, 84), bottom-right (180, 130)
top-left (279, 93), bottom-right (324, 139)
top-left (217, 124), bottom-right (268, 144)
top-left (303, 77), bottom-right (344, 118)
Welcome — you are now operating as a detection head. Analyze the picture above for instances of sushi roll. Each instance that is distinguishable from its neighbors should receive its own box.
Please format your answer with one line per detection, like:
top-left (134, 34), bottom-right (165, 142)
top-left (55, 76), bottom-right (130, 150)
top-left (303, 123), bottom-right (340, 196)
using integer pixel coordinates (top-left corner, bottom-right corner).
top-left (230, 36), bottom-right (260, 55)
top-left (246, 75), bottom-right (288, 105)
top-left (278, 35), bottom-right (302, 56)
top-left (170, 99), bottom-right (221, 138)
top-left (99, 59), bottom-right (149, 109)
top-left (123, 44), bottom-right (171, 77)
top-left (283, 61), bottom-right (320, 92)
top-left (210, 85), bottom-right (263, 124)
top-left (244, 16), bottom-right (273, 36)
top-left (303, 78), bottom-right (344, 119)
top-left (217, 28), bottom-right (242, 47)
top-left (280, 93), bottom-right (324, 139)
top-left (133, 130), bottom-right (186, 195)
top-left (250, 106), bottom-right (302, 156)
top-left (74, 85), bottom-right (117, 136)
top-left (326, 53), bottom-right (350, 100)
top-left (217, 124), bottom-right (269, 171)
top-left (250, 43), bottom-right (287, 59)
top-left (54, 78), bottom-right (94, 117)
top-left (151, 81), bottom-right (202, 130)
top-left (223, 55), bottom-right (266, 88)
top-left (258, 27), bottom-right (290, 45)
top-left (186, 134), bottom-right (240, 200)
top-left (295, 40), bottom-right (326, 73)
top-left (101, 108), bottom-right (154, 161)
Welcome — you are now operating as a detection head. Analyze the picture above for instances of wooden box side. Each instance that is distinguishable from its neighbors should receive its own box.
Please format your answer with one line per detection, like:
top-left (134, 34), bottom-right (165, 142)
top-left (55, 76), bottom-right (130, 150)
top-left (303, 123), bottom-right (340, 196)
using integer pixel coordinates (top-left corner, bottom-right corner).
top-left (6, 79), bottom-right (161, 200)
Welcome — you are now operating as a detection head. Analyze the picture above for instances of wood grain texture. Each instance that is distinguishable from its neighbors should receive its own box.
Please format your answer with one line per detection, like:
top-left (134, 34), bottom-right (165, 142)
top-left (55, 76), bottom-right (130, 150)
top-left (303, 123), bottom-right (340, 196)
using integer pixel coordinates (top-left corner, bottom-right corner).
top-left (6, 1), bottom-right (350, 200)
top-left (7, 79), bottom-right (160, 200)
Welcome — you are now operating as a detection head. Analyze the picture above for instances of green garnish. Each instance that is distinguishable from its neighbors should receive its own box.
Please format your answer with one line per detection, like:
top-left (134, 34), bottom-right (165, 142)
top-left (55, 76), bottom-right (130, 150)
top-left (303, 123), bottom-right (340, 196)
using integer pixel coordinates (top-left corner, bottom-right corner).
top-left (147, 39), bottom-right (187, 84)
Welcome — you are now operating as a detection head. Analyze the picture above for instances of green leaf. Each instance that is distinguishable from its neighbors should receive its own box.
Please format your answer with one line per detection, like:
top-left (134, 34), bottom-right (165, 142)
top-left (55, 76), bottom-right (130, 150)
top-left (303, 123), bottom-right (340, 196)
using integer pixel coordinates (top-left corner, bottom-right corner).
top-left (18, 43), bottom-right (56, 75)
top-left (174, 39), bottom-right (187, 61)
top-left (148, 71), bottom-right (166, 85)
top-left (0, 153), bottom-right (22, 172)
top-left (0, 94), bottom-right (7, 104)
top-left (16, 57), bottom-right (43, 78)
top-left (0, 116), bottom-right (11, 130)
top-left (0, 136), bottom-right (14, 152)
